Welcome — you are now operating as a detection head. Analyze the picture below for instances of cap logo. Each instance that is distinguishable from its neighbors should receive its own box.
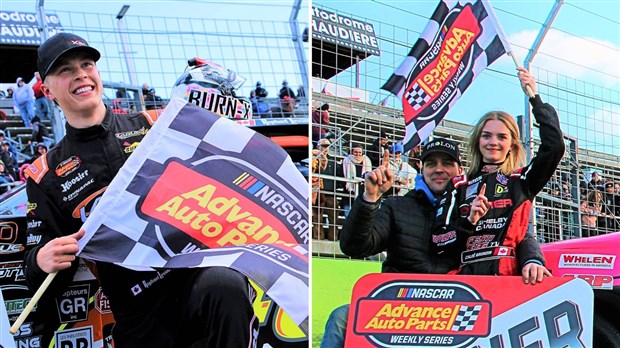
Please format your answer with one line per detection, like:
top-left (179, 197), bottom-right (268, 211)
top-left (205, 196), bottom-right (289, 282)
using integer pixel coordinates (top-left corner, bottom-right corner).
top-left (68, 39), bottom-right (87, 47)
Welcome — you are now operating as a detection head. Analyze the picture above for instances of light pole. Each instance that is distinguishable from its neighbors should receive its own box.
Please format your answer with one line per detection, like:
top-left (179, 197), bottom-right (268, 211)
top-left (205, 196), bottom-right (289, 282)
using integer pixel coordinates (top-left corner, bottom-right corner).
top-left (117, 5), bottom-right (138, 86)
top-left (36, 0), bottom-right (49, 42)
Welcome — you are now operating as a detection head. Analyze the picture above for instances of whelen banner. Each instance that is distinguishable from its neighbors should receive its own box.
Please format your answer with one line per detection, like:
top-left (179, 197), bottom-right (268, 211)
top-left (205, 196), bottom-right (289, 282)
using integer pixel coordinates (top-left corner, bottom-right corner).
top-left (312, 6), bottom-right (380, 56)
top-left (0, 11), bottom-right (63, 45)
top-left (345, 274), bottom-right (593, 348)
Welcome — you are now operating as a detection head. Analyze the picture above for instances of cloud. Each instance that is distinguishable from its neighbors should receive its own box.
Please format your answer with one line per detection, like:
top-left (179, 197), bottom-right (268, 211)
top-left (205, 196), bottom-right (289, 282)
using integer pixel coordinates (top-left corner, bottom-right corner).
top-left (508, 30), bottom-right (620, 87)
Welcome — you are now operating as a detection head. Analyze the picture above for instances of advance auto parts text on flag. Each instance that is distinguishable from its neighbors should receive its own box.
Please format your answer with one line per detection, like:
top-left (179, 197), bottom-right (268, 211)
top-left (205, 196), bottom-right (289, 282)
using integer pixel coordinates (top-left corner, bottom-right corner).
top-left (77, 98), bottom-right (309, 331)
top-left (381, 0), bottom-right (510, 153)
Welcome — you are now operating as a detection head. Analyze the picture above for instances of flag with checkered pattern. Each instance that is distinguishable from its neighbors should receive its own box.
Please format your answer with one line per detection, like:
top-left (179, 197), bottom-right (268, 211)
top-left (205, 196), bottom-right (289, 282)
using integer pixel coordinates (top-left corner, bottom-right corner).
top-left (381, 0), bottom-right (510, 153)
top-left (77, 98), bottom-right (309, 332)
top-left (451, 304), bottom-right (483, 331)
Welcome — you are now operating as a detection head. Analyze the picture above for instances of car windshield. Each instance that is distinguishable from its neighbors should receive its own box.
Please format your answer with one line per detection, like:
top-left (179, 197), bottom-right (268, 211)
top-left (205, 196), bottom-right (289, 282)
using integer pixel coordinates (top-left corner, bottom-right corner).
top-left (0, 183), bottom-right (27, 216)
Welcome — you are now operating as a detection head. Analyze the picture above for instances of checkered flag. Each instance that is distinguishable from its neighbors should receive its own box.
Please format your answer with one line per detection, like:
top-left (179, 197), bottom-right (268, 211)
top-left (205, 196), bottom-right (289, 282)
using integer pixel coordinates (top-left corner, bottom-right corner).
top-left (404, 82), bottom-right (431, 110)
top-left (451, 305), bottom-right (483, 331)
top-left (77, 98), bottom-right (309, 332)
top-left (381, 0), bottom-right (511, 153)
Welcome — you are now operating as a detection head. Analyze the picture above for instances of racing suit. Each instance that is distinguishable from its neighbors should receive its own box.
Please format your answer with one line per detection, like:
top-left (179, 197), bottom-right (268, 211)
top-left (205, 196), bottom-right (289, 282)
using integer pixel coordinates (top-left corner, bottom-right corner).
top-left (23, 107), bottom-right (256, 347)
top-left (433, 95), bottom-right (565, 276)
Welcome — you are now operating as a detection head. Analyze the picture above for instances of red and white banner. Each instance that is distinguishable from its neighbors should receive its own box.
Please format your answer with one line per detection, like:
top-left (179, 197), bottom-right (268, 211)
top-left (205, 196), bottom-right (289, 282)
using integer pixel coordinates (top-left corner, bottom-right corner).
top-left (345, 274), bottom-right (592, 347)
top-left (381, 0), bottom-right (510, 153)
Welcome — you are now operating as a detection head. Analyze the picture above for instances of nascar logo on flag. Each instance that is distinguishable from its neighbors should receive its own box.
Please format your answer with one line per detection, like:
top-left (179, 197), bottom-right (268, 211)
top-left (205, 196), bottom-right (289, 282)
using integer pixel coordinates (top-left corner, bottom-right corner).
top-left (381, 0), bottom-right (511, 153)
top-left (77, 98), bottom-right (309, 332)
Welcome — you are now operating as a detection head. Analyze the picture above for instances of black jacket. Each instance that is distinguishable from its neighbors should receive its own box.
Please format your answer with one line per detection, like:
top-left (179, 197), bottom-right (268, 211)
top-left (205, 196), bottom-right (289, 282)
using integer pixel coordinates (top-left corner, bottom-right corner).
top-left (340, 180), bottom-right (459, 274)
top-left (24, 107), bottom-right (195, 345)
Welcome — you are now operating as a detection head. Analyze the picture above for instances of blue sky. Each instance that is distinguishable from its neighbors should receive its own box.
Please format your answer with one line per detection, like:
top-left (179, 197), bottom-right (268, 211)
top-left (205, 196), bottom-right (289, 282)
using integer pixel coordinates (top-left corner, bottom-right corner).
top-left (0, 0), bottom-right (309, 98)
top-left (0, 0), bottom-right (308, 21)
top-left (312, 0), bottom-right (620, 133)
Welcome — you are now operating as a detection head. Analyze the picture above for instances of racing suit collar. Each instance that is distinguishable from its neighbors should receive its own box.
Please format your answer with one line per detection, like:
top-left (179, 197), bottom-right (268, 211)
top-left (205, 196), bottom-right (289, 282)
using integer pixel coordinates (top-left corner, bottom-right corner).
top-left (65, 106), bottom-right (114, 142)
top-left (415, 174), bottom-right (437, 206)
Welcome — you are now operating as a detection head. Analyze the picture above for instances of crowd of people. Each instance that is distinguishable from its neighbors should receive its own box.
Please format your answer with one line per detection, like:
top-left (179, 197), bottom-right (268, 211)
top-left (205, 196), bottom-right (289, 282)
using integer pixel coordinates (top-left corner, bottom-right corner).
top-left (248, 79), bottom-right (306, 118)
top-left (312, 121), bottom-right (424, 241)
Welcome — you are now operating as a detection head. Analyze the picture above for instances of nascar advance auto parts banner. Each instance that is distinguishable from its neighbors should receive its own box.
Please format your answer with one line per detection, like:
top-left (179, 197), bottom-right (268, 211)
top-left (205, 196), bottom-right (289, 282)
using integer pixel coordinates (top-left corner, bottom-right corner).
top-left (77, 98), bottom-right (309, 331)
top-left (345, 274), bottom-right (592, 348)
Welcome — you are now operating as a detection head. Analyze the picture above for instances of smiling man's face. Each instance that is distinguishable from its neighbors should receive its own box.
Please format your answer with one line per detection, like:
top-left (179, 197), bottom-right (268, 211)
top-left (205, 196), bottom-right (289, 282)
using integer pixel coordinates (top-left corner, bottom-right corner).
top-left (41, 51), bottom-right (103, 121)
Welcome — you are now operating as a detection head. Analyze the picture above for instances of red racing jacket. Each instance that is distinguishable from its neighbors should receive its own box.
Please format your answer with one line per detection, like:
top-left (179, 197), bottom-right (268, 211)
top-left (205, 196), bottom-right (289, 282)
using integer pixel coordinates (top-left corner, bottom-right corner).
top-left (433, 95), bottom-right (565, 276)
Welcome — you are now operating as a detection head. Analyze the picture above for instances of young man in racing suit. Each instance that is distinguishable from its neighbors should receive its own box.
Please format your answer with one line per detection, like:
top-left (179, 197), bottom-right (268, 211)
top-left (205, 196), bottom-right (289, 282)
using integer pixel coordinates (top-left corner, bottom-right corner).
top-left (23, 32), bottom-right (257, 347)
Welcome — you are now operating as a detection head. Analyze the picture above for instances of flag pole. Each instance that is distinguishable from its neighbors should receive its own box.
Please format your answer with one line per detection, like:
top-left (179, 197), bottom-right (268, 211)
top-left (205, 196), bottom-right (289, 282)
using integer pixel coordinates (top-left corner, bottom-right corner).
top-left (507, 51), bottom-right (535, 98)
top-left (9, 272), bottom-right (57, 334)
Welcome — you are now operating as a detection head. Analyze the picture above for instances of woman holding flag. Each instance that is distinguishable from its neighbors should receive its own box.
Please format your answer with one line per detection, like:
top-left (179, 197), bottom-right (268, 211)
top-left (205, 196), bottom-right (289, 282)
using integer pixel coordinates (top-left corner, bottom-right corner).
top-left (432, 67), bottom-right (565, 284)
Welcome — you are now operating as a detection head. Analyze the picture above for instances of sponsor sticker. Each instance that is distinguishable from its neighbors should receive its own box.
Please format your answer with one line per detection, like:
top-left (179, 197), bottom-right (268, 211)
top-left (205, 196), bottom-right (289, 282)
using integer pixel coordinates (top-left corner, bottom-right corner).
top-left (56, 284), bottom-right (90, 323)
top-left (115, 126), bottom-right (147, 139)
top-left (563, 274), bottom-right (614, 290)
top-left (353, 280), bottom-right (491, 347)
top-left (55, 326), bottom-right (93, 348)
top-left (558, 254), bottom-right (615, 269)
top-left (55, 156), bottom-right (81, 177)
top-left (465, 182), bottom-right (479, 200)
top-left (496, 172), bottom-right (508, 185)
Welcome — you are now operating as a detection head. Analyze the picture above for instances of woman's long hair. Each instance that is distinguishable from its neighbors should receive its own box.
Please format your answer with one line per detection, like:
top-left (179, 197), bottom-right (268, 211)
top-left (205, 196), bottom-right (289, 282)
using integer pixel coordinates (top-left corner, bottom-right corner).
top-left (467, 111), bottom-right (526, 176)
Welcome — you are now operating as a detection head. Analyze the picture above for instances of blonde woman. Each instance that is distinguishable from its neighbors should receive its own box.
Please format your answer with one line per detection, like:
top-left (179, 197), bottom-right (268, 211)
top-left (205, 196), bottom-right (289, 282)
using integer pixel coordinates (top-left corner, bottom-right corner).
top-left (581, 190), bottom-right (602, 237)
top-left (433, 68), bottom-right (565, 285)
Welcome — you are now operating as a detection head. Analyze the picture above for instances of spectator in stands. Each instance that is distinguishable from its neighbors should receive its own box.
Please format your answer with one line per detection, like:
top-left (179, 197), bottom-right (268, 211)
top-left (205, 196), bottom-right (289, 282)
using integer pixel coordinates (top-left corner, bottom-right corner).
top-left (28, 142), bottom-right (48, 163)
top-left (312, 103), bottom-right (330, 146)
top-left (615, 183), bottom-right (620, 195)
top-left (579, 181), bottom-right (587, 202)
top-left (589, 171), bottom-right (603, 191)
top-left (341, 143), bottom-right (372, 217)
top-left (14, 77), bottom-right (35, 127)
top-left (600, 182), bottom-right (619, 232)
top-left (28, 116), bottom-right (51, 150)
top-left (408, 144), bottom-right (423, 173)
top-left (254, 82), bottom-right (269, 117)
top-left (539, 183), bottom-right (563, 240)
top-left (254, 81), bottom-right (268, 99)
top-left (0, 141), bottom-right (17, 181)
top-left (323, 139), bottom-right (463, 348)
top-left (0, 160), bottom-right (14, 193)
top-left (18, 163), bottom-right (30, 183)
top-left (279, 80), bottom-right (297, 114)
top-left (6, 87), bottom-right (13, 98)
top-left (313, 138), bottom-right (343, 241)
top-left (0, 131), bottom-right (18, 162)
top-left (33, 72), bottom-right (51, 121)
top-left (249, 90), bottom-right (259, 116)
top-left (112, 99), bottom-right (128, 114)
top-left (388, 142), bottom-right (417, 197)
top-left (581, 190), bottom-right (602, 237)
top-left (297, 84), bottom-right (306, 99)
top-left (311, 149), bottom-right (325, 208)
top-left (144, 88), bottom-right (164, 110)
top-left (142, 82), bottom-right (150, 97)
top-left (367, 130), bottom-right (389, 168)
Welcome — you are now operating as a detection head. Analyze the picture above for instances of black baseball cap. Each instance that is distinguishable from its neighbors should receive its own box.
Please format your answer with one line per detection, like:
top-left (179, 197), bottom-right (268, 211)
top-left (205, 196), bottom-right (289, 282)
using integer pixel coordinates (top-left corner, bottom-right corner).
top-left (37, 32), bottom-right (101, 81)
top-left (421, 138), bottom-right (461, 165)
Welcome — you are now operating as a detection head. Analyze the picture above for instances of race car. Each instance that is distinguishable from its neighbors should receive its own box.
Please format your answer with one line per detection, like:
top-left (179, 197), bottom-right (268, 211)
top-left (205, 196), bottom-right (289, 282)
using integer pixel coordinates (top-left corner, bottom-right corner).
top-left (542, 233), bottom-right (620, 347)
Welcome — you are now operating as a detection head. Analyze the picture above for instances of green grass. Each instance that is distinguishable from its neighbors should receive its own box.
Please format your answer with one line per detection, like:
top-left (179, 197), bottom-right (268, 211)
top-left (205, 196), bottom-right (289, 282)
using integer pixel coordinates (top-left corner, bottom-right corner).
top-left (312, 257), bottom-right (381, 348)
